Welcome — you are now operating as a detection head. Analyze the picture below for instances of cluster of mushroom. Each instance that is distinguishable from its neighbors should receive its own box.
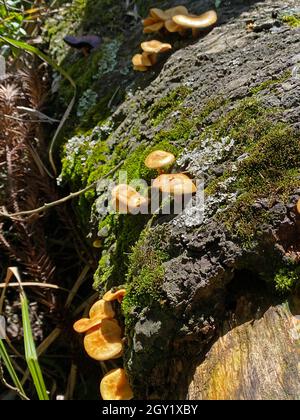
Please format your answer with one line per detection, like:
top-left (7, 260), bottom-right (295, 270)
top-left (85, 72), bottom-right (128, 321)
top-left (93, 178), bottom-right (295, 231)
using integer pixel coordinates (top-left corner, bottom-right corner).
top-left (112, 150), bottom-right (197, 213)
top-left (73, 288), bottom-right (133, 400)
top-left (143, 7), bottom-right (218, 37)
top-left (133, 7), bottom-right (217, 71)
top-left (132, 40), bottom-right (172, 72)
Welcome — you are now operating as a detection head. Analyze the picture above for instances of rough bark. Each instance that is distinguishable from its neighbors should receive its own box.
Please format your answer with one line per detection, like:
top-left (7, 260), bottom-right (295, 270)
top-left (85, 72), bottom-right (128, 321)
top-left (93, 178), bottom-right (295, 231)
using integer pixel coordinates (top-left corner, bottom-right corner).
top-left (55, 0), bottom-right (300, 400)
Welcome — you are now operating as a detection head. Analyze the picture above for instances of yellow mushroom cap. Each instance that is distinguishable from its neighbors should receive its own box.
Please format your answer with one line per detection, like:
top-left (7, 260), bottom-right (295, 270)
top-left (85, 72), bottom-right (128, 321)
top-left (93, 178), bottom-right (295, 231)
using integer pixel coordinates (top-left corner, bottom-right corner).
top-left (73, 300), bottom-right (115, 333)
top-left (297, 198), bottom-right (300, 214)
top-left (145, 150), bottom-right (176, 170)
top-left (84, 319), bottom-right (123, 361)
top-left (172, 10), bottom-right (218, 29)
top-left (149, 8), bottom-right (169, 21)
top-left (143, 17), bottom-right (159, 27)
top-left (141, 40), bottom-right (172, 54)
top-left (73, 317), bottom-right (103, 334)
top-left (112, 184), bottom-right (148, 212)
top-left (100, 368), bottom-right (133, 400)
top-left (89, 299), bottom-right (115, 319)
top-left (143, 21), bottom-right (164, 33)
top-left (103, 289), bottom-right (126, 303)
top-left (164, 20), bottom-right (183, 33)
top-left (152, 173), bottom-right (197, 195)
top-left (165, 5), bottom-right (189, 18)
top-left (132, 53), bottom-right (152, 67)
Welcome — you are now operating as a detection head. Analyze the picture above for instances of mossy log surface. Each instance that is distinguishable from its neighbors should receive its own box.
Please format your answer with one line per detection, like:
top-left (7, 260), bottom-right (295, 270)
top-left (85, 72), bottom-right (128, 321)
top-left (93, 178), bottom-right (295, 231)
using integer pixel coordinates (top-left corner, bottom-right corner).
top-left (52, 0), bottom-right (300, 400)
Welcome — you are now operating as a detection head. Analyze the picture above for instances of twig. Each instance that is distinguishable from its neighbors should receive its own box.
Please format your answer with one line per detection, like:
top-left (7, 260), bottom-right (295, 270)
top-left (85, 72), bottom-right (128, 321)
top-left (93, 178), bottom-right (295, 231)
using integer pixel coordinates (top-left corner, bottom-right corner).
top-left (0, 282), bottom-right (68, 291)
top-left (0, 162), bottom-right (124, 219)
top-left (0, 363), bottom-right (29, 400)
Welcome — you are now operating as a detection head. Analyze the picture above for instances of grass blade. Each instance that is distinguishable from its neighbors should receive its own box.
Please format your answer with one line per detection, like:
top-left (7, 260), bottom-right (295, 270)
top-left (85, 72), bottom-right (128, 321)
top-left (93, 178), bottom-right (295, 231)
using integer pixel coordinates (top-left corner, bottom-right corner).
top-left (20, 293), bottom-right (49, 400)
top-left (0, 339), bottom-right (28, 399)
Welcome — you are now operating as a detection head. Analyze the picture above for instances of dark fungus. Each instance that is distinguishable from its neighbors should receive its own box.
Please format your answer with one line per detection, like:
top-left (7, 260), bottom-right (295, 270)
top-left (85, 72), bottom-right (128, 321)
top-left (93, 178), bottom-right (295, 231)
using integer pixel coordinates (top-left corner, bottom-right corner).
top-left (63, 35), bottom-right (102, 56)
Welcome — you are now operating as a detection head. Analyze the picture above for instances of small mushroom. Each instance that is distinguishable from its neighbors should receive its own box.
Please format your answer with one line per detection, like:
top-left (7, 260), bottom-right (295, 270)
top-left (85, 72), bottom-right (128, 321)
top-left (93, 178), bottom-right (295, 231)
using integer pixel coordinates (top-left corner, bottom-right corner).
top-left (103, 289), bottom-right (126, 303)
top-left (133, 65), bottom-right (149, 72)
top-left (112, 184), bottom-right (148, 214)
top-left (143, 17), bottom-right (159, 27)
top-left (164, 19), bottom-right (184, 33)
top-left (63, 35), bottom-right (101, 56)
top-left (100, 368), bottom-right (133, 400)
top-left (84, 319), bottom-right (123, 361)
top-left (132, 52), bottom-right (153, 67)
top-left (149, 8), bottom-right (169, 21)
top-left (152, 173), bottom-right (197, 195)
top-left (172, 10), bottom-right (218, 37)
top-left (165, 6), bottom-right (189, 18)
top-left (89, 299), bottom-right (115, 319)
top-left (145, 150), bottom-right (176, 174)
top-left (143, 21), bottom-right (164, 33)
top-left (141, 40), bottom-right (172, 54)
top-left (73, 299), bottom-right (115, 333)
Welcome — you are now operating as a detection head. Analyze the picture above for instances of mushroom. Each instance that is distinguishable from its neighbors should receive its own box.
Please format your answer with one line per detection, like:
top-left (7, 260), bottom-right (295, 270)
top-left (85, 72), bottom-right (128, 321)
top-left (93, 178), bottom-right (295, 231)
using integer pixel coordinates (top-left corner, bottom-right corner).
top-left (84, 319), bottom-right (123, 361)
top-left (164, 19), bottom-right (184, 33)
top-left (112, 184), bottom-right (148, 214)
top-left (73, 299), bottom-right (115, 333)
top-left (149, 8), bottom-right (169, 21)
top-left (143, 21), bottom-right (164, 33)
top-left (63, 35), bottom-right (101, 56)
top-left (89, 299), bottom-right (115, 319)
top-left (141, 40), bottom-right (172, 54)
top-left (132, 52), bottom-right (153, 67)
top-left (297, 198), bottom-right (300, 214)
top-left (133, 41), bottom-right (172, 72)
top-left (100, 368), bottom-right (133, 400)
top-left (103, 289), bottom-right (126, 303)
top-left (152, 173), bottom-right (197, 195)
top-left (172, 10), bottom-right (218, 37)
top-left (145, 150), bottom-right (176, 174)
top-left (165, 6), bottom-right (189, 18)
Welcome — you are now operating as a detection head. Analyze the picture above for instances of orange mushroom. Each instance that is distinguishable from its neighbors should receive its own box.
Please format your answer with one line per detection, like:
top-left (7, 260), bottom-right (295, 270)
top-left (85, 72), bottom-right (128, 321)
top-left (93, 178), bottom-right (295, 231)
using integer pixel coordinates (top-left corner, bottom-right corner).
top-left (73, 299), bottom-right (115, 333)
top-left (145, 150), bottom-right (176, 174)
top-left (132, 52), bottom-right (152, 67)
top-left (149, 8), bottom-right (169, 21)
top-left (152, 173), bottom-right (197, 195)
top-left (143, 21), bottom-right (164, 33)
top-left (100, 368), bottom-right (133, 400)
top-left (103, 289), bottom-right (126, 303)
top-left (172, 10), bottom-right (218, 37)
top-left (141, 40), bottom-right (172, 54)
top-left (84, 319), bottom-right (123, 361)
top-left (112, 184), bottom-right (148, 213)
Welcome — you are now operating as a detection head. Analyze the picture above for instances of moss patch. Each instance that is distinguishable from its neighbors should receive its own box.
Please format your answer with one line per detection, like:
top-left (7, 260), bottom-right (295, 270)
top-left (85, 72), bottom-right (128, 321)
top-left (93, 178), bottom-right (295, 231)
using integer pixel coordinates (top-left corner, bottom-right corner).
top-left (281, 14), bottom-right (300, 28)
top-left (122, 233), bottom-right (169, 328)
top-left (149, 86), bottom-right (191, 126)
top-left (274, 265), bottom-right (300, 293)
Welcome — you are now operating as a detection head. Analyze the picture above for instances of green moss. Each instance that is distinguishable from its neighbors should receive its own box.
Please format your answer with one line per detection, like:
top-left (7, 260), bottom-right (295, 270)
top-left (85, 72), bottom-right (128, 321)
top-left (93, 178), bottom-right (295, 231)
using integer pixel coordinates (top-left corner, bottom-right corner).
top-left (201, 97), bottom-right (300, 245)
top-left (122, 234), bottom-right (169, 328)
top-left (250, 71), bottom-right (291, 95)
top-left (274, 266), bottom-right (300, 293)
top-left (149, 86), bottom-right (191, 126)
top-left (281, 14), bottom-right (300, 28)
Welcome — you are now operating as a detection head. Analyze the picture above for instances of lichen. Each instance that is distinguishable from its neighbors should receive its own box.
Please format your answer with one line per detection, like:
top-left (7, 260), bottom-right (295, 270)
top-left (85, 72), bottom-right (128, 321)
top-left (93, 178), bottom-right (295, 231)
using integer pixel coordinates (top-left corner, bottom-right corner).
top-left (77, 89), bottom-right (98, 117)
